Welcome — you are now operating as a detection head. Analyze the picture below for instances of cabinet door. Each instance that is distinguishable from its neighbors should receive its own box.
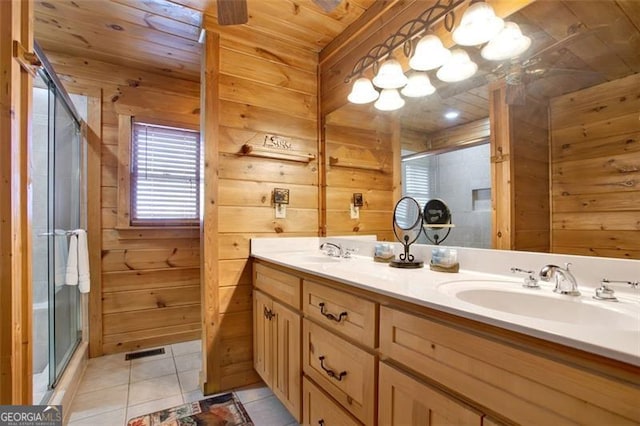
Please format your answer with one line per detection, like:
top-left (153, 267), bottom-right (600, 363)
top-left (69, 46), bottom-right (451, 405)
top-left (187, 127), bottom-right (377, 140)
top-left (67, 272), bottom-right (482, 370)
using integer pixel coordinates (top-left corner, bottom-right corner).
top-left (253, 290), bottom-right (273, 386)
top-left (302, 376), bottom-right (362, 426)
top-left (272, 300), bottom-right (301, 422)
top-left (379, 362), bottom-right (482, 426)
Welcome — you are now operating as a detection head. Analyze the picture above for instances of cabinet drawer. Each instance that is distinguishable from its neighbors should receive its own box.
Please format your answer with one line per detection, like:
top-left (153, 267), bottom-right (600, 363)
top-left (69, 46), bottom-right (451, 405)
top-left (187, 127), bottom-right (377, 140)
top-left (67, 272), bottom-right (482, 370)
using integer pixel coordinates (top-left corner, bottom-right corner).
top-left (379, 306), bottom-right (640, 425)
top-left (379, 361), bottom-right (482, 425)
top-left (303, 280), bottom-right (377, 348)
top-left (302, 319), bottom-right (376, 425)
top-left (302, 376), bottom-right (362, 426)
top-left (254, 263), bottom-right (301, 309)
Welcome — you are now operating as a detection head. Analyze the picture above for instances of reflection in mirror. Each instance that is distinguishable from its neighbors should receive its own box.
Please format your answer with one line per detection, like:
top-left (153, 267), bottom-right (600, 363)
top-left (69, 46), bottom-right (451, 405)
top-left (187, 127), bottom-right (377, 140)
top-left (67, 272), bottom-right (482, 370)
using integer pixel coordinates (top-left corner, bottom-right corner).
top-left (324, 1), bottom-right (640, 259)
top-left (403, 143), bottom-right (491, 248)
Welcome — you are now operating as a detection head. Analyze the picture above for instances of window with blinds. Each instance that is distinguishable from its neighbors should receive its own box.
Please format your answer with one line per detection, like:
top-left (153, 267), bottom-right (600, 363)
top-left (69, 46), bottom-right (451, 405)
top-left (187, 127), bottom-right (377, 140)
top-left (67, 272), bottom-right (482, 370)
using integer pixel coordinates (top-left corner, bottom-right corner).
top-left (402, 155), bottom-right (434, 209)
top-left (131, 122), bottom-right (201, 225)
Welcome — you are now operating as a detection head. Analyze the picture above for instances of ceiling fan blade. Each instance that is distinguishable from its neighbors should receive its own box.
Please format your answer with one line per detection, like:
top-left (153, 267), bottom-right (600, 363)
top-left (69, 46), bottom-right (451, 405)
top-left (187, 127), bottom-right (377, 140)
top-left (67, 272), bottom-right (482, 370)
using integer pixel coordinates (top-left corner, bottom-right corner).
top-left (505, 83), bottom-right (526, 106)
top-left (217, 0), bottom-right (248, 25)
top-left (312, 0), bottom-right (342, 13)
top-left (523, 24), bottom-right (609, 66)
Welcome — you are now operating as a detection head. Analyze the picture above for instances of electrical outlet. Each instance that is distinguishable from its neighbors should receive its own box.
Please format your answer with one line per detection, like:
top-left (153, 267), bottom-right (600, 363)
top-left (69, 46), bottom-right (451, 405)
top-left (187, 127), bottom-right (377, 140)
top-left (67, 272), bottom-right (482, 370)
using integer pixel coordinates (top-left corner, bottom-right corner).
top-left (275, 204), bottom-right (287, 219)
top-left (350, 203), bottom-right (359, 219)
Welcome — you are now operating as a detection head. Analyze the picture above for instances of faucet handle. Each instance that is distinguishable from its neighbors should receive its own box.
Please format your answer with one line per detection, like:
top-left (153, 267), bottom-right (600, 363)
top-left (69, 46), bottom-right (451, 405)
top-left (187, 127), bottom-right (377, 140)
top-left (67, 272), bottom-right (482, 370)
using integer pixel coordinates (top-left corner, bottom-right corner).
top-left (594, 279), bottom-right (618, 302)
top-left (343, 248), bottom-right (358, 258)
top-left (510, 267), bottom-right (540, 289)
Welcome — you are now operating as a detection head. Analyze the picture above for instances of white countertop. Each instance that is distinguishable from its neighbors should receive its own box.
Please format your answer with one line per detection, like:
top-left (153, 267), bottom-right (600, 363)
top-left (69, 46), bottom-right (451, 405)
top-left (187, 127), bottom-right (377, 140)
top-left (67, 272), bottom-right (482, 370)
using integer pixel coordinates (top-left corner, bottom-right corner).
top-left (251, 237), bottom-right (640, 367)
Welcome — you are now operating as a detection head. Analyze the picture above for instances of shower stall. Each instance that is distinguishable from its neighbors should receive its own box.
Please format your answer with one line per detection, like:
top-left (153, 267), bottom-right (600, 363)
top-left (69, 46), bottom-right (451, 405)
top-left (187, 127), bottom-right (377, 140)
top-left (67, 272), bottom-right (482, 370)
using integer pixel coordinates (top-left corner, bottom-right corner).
top-left (31, 49), bottom-right (86, 404)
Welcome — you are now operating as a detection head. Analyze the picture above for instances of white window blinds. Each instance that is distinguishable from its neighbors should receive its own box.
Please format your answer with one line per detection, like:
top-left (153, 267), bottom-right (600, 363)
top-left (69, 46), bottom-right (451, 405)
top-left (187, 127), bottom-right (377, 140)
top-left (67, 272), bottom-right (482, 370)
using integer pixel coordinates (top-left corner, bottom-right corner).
top-left (402, 156), bottom-right (433, 208)
top-left (131, 122), bottom-right (201, 225)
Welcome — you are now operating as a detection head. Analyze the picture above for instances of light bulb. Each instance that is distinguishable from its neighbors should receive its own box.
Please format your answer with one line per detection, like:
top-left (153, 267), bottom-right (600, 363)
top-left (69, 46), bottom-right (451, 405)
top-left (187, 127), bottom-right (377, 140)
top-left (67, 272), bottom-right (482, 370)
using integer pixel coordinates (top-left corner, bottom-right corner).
top-left (481, 22), bottom-right (532, 61)
top-left (347, 77), bottom-right (379, 104)
top-left (452, 1), bottom-right (504, 46)
top-left (436, 49), bottom-right (478, 82)
top-left (401, 73), bottom-right (436, 98)
top-left (374, 89), bottom-right (405, 111)
top-left (372, 58), bottom-right (408, 89)
top-left (409, 35), bottom-right (451, 71)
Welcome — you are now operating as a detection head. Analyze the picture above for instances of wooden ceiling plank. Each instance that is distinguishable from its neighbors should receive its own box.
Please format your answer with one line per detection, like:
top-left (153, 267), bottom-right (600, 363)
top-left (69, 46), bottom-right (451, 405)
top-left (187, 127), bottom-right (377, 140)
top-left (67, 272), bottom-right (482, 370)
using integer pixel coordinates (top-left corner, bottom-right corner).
top-left (36, 0), bottom-right (200, 40)
top-left (45, 51), bottom-right (200, 97)
top-left (34, 18), bottom-right (201, 65)
top-left (35, 8), bottom-right (201, 54)
top-left (562, 1), bottom-right (640, 73)
top-left (37, 39), bottom-right (199, 82)
top-left (520, 1), bottom-right (632, 80)
top-left (111, 0), bottom-right (203, 27)
top-left (616, 0), bottom-right (640, 32)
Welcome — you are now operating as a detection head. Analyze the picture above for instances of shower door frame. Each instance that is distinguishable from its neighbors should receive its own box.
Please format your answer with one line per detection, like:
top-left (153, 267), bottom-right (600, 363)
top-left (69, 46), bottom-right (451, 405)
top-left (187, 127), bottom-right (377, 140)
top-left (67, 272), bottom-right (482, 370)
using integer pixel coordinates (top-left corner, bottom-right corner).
top-left (33, 41), bottom-right (88, 397)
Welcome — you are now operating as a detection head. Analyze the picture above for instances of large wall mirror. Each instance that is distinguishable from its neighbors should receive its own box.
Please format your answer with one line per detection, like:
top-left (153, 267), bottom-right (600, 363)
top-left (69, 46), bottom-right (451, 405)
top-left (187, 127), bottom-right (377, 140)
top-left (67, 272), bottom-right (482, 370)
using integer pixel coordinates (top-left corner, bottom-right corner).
top-left (323, 0), bottom-right (639, 260)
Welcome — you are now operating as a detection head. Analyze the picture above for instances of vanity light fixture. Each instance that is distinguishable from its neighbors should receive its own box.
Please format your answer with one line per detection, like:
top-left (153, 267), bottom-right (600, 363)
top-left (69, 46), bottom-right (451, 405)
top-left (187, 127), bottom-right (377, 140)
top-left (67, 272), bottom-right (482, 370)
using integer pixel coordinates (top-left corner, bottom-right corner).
top-left (436, 49), bottom-right (478, 82)
top-left (344, 0), bottom-right (530, 110)
top-left (451, 1), bottom-right (504, 46)
top-left (409, 34), bottom-right (451, 71)
top-left (347, 77), bottom-right (380, 104)
top-left (401, 72), bottom-right (436, 98)
top-left (375, 88), bottom-right (405, 111)
top-left (372, 57), bottom-right (408, 89)
top-left (481, 21), bottom-right (531, 61)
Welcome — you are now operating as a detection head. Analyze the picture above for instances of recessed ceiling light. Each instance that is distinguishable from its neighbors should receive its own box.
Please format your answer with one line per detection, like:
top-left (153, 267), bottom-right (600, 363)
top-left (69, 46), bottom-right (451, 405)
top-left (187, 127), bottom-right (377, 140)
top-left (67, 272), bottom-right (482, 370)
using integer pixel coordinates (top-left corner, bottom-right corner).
top-left (444, 111), bottom-right (459, 119)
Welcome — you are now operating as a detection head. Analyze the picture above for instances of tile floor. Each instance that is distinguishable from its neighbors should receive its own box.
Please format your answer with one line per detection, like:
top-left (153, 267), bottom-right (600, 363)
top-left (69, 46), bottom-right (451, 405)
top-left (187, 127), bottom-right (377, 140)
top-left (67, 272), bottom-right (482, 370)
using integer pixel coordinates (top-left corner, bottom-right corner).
top-left (67, 340), bottom-right (298, 426)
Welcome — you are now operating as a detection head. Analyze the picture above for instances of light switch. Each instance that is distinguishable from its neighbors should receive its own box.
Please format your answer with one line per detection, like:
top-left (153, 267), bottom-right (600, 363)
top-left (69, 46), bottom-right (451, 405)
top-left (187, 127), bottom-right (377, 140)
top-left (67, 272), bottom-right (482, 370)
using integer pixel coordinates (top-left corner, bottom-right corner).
top-left (350, 203), bottom-right (359, 219)
top-left (275, 204), bottom-right (287, 218)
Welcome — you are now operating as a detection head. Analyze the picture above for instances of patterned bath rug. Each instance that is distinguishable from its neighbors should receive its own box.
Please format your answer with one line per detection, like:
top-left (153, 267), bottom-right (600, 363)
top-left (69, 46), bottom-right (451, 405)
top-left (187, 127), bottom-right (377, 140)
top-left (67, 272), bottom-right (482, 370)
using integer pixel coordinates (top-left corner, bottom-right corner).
top-left (127, 392), bottom-right (253, 426)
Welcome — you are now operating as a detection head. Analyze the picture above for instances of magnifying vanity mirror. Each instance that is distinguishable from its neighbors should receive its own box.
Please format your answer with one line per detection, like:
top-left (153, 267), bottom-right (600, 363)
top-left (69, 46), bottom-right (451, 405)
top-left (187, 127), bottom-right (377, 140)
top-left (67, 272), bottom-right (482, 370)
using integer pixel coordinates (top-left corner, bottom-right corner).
top-left (391, 196), bottom-right (424, 268)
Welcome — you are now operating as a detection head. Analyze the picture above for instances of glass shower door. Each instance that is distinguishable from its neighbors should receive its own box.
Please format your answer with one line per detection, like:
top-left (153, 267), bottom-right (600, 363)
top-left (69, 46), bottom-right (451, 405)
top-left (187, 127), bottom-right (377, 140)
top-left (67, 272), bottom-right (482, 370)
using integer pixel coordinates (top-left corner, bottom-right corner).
top-left (31, 68), bottom-right (82, 404)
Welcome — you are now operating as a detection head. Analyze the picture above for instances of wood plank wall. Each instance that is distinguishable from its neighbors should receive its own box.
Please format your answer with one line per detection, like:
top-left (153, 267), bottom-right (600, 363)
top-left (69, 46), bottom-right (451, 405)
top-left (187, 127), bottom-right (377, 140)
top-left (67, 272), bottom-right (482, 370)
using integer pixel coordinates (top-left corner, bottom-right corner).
top-left (511, 99), bottom-right (550, 252)
top-left (0, 0), bottom-right (33, 404)
top-left (324, 104), bottom-right (396, 240)
top-left (549, 73), bottom-right (640, 259)
top-left (44, 51), bottom-right (202, 356)
top-left (401, 118), bottom-right (490, 153)
top-left (200, 24), bottom-right (321, 391)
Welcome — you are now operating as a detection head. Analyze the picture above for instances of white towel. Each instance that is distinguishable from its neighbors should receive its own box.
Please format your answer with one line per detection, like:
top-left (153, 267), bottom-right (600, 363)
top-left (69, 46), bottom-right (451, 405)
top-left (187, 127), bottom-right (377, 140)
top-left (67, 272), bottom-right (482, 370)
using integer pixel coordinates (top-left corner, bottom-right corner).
top-left (76, 229), bottom-right (90, 293)
top-left (54, 230), bottom-right (68, 288)
top-left (65, 229), bottom-right (90, 293)
top-left (65, 234), bottom-right (78, 286)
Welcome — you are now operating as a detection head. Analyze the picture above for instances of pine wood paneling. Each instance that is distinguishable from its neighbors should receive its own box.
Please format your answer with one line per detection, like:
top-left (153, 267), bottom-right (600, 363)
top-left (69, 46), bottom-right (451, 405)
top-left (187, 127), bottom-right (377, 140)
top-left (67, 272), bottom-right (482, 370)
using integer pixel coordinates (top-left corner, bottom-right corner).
top-left (550, 73), bottom-right (640, 259)
top-left (511, 99), bottom-right (550, 252)
top-left (42, 51), bottom-right (202, 356)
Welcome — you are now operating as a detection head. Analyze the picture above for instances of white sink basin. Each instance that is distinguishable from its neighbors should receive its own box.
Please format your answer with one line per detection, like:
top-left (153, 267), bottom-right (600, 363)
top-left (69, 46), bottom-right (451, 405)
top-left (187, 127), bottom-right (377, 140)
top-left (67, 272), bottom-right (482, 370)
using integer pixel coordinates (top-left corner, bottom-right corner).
top-left (288, 254), bottom-right (343, 264)
top-left (437, 280), bottom-right (640, 330)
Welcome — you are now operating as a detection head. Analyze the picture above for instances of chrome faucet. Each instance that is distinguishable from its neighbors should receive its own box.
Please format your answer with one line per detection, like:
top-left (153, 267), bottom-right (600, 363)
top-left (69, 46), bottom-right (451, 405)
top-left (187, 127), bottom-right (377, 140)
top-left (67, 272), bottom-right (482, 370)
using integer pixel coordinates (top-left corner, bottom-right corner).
top-left (320, 242), bottom-right (343, 258)
top-left (539, 263), bottom-right (580, 296)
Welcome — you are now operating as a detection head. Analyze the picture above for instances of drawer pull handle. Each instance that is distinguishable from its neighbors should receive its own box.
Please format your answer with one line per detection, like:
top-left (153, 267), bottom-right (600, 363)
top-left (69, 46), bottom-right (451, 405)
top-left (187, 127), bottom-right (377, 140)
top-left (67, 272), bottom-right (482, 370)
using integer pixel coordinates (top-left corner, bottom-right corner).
top-left (263, 306), bottom-right (275, 320)
top-left (318, 420), bottom-right (325, 426)
top-left (319, 355), bottom-right (347, 381)
top-left (319, 302), bottom-right (347, 323)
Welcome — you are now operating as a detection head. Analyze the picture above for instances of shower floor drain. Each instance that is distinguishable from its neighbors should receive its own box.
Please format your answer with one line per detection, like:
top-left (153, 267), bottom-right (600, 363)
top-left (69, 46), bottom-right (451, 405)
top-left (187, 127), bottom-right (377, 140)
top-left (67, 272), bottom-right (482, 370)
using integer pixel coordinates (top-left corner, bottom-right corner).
top-left (125, 348), bottom-right (165, 361)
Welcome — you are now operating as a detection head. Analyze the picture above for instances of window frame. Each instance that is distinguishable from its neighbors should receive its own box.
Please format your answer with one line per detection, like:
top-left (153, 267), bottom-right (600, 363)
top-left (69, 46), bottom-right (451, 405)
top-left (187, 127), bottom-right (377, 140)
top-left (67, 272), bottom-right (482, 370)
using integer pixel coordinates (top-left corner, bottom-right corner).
top-left (116, 115), bottom-right (201, 229)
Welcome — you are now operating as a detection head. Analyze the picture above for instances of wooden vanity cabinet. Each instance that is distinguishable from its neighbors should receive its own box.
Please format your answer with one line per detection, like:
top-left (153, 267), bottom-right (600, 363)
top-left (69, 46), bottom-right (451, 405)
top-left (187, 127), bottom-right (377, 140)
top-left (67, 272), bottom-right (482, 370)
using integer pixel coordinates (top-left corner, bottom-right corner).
top-left (302, 376), bottom-right (362, 426)
top-left (252, 264), bottom-right (302, 422)
top-left (253, 260), bottom-right (640, 426)
top-left (379, 306), bottom-right (640, 425)
top-left (378, 361), bottom-right (483, 425)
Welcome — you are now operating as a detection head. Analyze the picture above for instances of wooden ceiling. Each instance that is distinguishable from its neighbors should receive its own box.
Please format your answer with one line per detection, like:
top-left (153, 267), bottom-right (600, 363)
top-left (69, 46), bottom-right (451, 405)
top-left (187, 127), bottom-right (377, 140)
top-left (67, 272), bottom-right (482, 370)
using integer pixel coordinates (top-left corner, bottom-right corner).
top-left (397, 0), bottom-right (640, 135)
top-left (34, 0), bottom-right (376, 82)
top-left (34, 0), bottom-right (640, 133)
